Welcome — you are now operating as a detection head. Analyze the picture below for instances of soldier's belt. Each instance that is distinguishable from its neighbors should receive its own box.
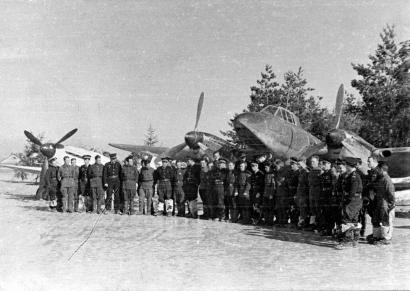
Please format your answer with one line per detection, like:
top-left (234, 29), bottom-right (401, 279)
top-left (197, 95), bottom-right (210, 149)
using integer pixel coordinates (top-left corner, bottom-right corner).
top-left (108, 175), bottom-right (119, 178)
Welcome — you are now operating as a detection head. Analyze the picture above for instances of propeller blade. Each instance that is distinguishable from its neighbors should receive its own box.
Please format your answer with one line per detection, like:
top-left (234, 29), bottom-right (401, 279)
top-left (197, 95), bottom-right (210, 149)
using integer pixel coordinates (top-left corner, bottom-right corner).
top-left (301, 142), bottom-right (328, 159)
top-left (194, 92), bottom-right (204, 131)
top-left (55, 143), bottom-right (64, 149)
top-left (164, 142), bottom-right (187, 158)
top-left (333, 84), bottom-right (344, 129)
top-left (55, 128), bottom-right (78, 145)
top-left (24, 130), bottom-right (43, 146)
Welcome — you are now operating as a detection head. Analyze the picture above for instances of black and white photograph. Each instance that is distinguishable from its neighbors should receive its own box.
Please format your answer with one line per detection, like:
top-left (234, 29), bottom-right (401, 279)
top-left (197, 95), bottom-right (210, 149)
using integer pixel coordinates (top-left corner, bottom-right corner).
top-left (0, 0), bottom-right (409, 290)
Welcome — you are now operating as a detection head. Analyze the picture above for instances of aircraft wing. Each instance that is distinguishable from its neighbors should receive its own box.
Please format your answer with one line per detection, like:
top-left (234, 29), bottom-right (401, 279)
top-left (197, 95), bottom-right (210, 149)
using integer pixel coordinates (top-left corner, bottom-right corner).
top-left (0, 164), bottom-right (41, 174)
top-left (109, 143), bottom-right (169, 155)
top-left (63, 146), bottom-right (110, 164)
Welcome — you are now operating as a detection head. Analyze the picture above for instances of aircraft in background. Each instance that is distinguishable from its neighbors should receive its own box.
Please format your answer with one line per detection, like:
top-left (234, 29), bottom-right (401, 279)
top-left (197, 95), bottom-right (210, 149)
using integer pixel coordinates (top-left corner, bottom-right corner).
top-left (109, 92), bottom-right (235, 163)
top-left (233, 84), bottom-right (410, 194)
top-left (0, 128), bottom-right (110, 175)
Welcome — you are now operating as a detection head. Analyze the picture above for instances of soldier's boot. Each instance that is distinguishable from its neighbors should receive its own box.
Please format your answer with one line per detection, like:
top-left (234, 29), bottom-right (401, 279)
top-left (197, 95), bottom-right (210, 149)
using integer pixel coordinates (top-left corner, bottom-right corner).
top-left (129, 199), bottom-right (136, 215)
top-left (62, 199), bottom-right (68, 213)
top-left (123, 201), bottom-right (129, 215)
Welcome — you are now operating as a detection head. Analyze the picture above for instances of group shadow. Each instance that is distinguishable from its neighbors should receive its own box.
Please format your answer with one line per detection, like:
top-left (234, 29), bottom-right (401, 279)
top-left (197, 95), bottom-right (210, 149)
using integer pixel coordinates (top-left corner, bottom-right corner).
top-left (5, 193), bottom-right (50, 212)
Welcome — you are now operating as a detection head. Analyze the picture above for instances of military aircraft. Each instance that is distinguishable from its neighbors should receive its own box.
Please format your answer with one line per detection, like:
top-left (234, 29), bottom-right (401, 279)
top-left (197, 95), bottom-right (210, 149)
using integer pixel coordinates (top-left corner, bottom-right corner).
top-left (109, 92), bottom-right (234, 162)
top-left (233, 84), bottom-right (410, 197)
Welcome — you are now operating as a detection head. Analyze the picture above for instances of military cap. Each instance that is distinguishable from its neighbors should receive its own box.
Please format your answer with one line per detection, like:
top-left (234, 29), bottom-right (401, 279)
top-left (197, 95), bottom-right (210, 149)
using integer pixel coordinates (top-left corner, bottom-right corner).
top-left (250, 161), bottom-right (259, 166)
top-left (125, 155), bottom-right (133, 161)
top-left (95, 155), bottom-right (101, 159)
top-left (71, 158), bottom-right (76, 161)
top-left (82, 155), bottom-right (91, 160)
top-left (336, 159), bottom-right (346, 166)
top-left (63, 156), bottom-right (70, 160)
top-left (109, 153), bottom-right (117, 159)
top-left (345, 157), bottom-right (359, 167)
top-left (218, 158), bottom-right (227, 164)
top-left (49, 157), bottom-right (57, 162)
top-left (322, 159), bottom-right (331, 164)
top-left (161, 157), bottom-right (170, 161)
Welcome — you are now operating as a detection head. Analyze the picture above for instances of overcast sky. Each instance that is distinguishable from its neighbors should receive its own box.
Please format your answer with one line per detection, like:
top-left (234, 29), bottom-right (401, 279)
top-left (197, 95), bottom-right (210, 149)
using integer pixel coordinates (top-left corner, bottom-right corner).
top-left (0, 0), bottom-right (409, 157)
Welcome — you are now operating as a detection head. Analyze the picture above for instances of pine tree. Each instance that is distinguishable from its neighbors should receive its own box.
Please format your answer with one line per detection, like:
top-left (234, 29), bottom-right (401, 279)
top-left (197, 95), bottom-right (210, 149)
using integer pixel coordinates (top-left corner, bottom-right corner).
top-left (351, 25), bottom-right (410, 147)
top-left (144, 124), bottom-right (159, 147)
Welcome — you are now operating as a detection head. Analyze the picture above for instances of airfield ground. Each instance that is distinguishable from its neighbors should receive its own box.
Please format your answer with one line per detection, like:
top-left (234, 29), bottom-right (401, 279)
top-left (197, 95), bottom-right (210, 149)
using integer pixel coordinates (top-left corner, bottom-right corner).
top-left (0, 168), bottom-right (410, 291)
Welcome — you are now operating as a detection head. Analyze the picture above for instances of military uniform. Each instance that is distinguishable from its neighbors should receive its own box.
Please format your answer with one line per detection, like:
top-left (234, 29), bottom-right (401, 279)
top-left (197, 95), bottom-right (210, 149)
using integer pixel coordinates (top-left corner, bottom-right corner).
top-left (339, 170), bottom-right (363, 245)
top-left (287, 168), bottom-right (300, 225)
top-left (154, 166), bottom-right (175, 215)
top-left (183, 164), bottom-right (200, 218)
top-left (224, 169), bottom-right (236, 221)
top-left (103, 160), bottom-right (122, 212)
top-left (262, 170), bottom-right (275, 225)
top-left (234, 170), bottom-right (251, 223)
top-left (275, 166), bottom-right (290, 225)
top-left (79, 164), bottom-right (90, 211)
top-left (296, 168), bottom-right (310, 227)
top-left (209, 167), bottom-right (226, 220)
top-left (199, 168), bottom-right (210, 219)
top-left (138, 165), bottom-right (155, 215)
top-left (319, 169), bottom-right (337, 234)
top-left (359, 167), bottom-right (380, 236)
top-left (173, 168), bottom-right (185, 216)
top-left (72, 165), bottom-right (80, 212)
top-left (58, 164), bottom-right (75, 212)
top-left (45, 164), bottom-right (59, 210)
top-left (372, 172), bottom-right (395, 241)
top-left (88, 163), bottom-right (105, 213)
top-left (121, 164), bottom-right (139, 215)
top-left (308, 166), bottom-right (322, 226)
top-left (250, 169), bottom-right (264, 222)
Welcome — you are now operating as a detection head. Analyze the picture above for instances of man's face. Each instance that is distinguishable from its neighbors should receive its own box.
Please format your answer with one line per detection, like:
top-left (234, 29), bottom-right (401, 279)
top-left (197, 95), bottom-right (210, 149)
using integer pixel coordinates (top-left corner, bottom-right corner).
top-left (264, 165), bottom-right (270, 173)
top-left (84, 159), bottom-right (90, 166)
top-left (128, 159), bottom-right (134, 166)
top-left (367, 157), bottom-right (378, 169)
top-left (162, 161), bottom-right (169, 168)
top-left (337, 164), bottom-right (346, 173)
top-left (200, 160), bottom-right (207, 168)
top-left (96, 157), bottom-right (101, 164)
top-left (110, 158), bottom-right (116, 163)
top-left (311, 158), bottom-right (319, 168)
top-left (323, 162), bottom-right (331, 171)
top-left (239, 163), bottom-right (246, 171)
top-left (251, 164), bottom-right (258, 172)
top-left (64, 158), bottom-right (70, 165)
top-left (291, 163), bottom-right (299, 171)
top-left (176, 162), bottom-right (182, 169)
top-left (258, 155), bottom-right (266, 163)
top-left (50, 160), bottom-right (56, 167)
top-left (218, 162), bottom-right (225, 169)
top-left (213, 153), bottom-right (220, 160)
top-left (188, 159), bottom-right (195, 166)
top-left (228, 162), bottom-right (235, 170)
top-left (71, 160), bottom-right (76, 166)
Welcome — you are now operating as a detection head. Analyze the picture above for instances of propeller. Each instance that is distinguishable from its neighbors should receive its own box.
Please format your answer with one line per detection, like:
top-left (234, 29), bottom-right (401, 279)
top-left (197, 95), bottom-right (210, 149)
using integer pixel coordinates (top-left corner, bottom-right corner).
top-left (194, 92), bottom-right (204, 131)
top-left (332, 84), bottom-right (344, 130)
top-left (24, 128), bottom-right (78, 158)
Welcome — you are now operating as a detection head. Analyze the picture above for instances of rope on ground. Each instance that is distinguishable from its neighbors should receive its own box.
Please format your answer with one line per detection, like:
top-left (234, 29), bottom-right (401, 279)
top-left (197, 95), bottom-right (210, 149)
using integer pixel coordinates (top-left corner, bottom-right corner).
top-left (67, 211), bottom-right (103, 262)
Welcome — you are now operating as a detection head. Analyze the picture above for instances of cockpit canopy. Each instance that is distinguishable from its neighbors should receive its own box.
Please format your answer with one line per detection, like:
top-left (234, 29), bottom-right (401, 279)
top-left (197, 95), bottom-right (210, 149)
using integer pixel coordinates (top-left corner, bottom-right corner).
top-left (260, 105), bottom-right (300, 126)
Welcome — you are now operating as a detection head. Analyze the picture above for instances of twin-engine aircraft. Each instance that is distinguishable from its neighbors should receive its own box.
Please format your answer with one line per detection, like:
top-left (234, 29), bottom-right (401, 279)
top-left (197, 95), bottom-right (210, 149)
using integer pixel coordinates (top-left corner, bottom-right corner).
top-left (0, 129), bottom-right (110, 175)
top-left (109, 92), bottom-right (234, 163)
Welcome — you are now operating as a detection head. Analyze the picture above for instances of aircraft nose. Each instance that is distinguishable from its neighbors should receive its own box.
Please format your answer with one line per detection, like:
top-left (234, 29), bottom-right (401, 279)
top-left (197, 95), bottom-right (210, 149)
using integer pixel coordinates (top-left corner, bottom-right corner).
top-left (326, 130), bottom-right (345, 147)
top-left (184, 131), bottom-right (203, 148)
top-left (234, 112), bottom-right (264, 128)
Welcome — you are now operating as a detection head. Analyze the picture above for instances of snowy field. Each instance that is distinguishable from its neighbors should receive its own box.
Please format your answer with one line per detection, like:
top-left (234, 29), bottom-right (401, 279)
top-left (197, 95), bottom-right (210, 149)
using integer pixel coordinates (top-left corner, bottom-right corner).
top-left (0, 168), bottom-right (410, 291)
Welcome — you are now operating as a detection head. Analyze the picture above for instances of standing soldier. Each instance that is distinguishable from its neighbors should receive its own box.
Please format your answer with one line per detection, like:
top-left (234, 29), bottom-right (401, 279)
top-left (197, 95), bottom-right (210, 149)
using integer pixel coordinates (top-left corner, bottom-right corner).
top-left (138, 160), bottom-right (155, 215)
top-left (173, 161), bottom-right (186, 216)
top-left (369, 162), bottom-right (395, 245)
top-left (287, 158), bottom-right (300, 227)
top-left (121, 156), bottom-right (139, 215)
top-left (235, 152), bottom-right (251, 173)
top-left (359, 156), bottom-right (380, 237)
top-left (103, 153), bottom-right (122, 214)
top-left (71, 158), bottom-right (80, 212)
top-left (296, 159), bottom-right (310, 229)
top-left (308, 156), bottom-right (322, 230)
top-left (183, 158), bottom-right (201, 218)
top-left (88, 155), bottom-right (105, 214)
top-left (234, 161), bottom-right (252, 224)
top-left (154, 157), bottom-right (174, 216)
top-left (319, 160), bottom-right (337, 235)
top-left (262, 161), bottom-right (275, 226)
top-left (199, 160), bottom-right (210, 219)
top-left (57, 156), bottom-right (75, 213)
top-left (275, 160), bottom-right (290, 227)
top-left (224, 161), bottom-right (236, 222)
top-left (335, 160), bottom-right (347, 231)
top-left (209, 159), bottom-right (227, 221)
top-left (45, 157), bottom-right (59, 211)
top-left (250, 161), bottom-right (264, 224)
top-left (213, 151), bottom-right (221, 163)
top-left (79, 155), bottom-right (91, 212)
top-left (336, 157), bottom-right (363, 249)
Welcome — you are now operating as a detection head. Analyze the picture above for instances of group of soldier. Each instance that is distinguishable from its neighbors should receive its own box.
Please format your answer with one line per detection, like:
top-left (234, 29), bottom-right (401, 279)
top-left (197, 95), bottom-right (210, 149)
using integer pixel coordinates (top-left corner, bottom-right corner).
top-left (43, 149), bottom-right (396, 249)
